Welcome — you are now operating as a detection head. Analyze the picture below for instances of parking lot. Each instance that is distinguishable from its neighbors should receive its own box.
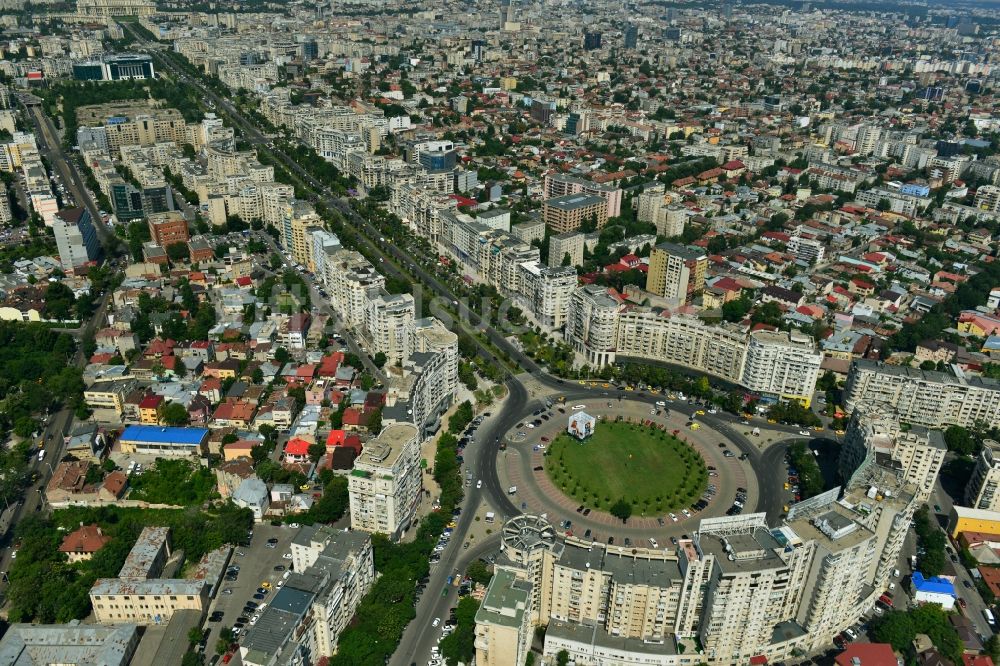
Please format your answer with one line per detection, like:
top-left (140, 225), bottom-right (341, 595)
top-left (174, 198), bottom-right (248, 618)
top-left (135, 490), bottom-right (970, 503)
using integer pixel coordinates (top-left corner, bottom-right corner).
top-left (200, 523), bottom-right (299, 661)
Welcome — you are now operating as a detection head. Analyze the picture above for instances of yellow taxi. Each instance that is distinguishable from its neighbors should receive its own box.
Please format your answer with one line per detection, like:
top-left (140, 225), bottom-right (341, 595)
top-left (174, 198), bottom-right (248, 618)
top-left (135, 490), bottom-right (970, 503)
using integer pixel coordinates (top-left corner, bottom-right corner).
top-left (690, 423), bottom-right (701, 430)
top-left (767, 418), bottom-right (777, 424)
top-left (813, 425), bottom-right (824, 432)
top-left (578, 380), bottom-right (587, 385)
top-left (835, 429), bottom-right (845, 435)
top-left (602, 383), bottom-right (610, 388)
top-left (695, 410), bottom-right (705, 416)
top-left (625, 386), bottom-right (635, 391)
top-left (261, 582), bottom-right (272, 589)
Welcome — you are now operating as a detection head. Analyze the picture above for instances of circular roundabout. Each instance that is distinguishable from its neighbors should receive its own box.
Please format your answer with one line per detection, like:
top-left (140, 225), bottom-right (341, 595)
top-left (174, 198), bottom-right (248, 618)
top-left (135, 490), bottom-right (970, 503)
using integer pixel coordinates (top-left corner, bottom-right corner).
top-left (544, 420), bottom-right (707, 516)
top-left (497, 395), bottom-right (757, 542)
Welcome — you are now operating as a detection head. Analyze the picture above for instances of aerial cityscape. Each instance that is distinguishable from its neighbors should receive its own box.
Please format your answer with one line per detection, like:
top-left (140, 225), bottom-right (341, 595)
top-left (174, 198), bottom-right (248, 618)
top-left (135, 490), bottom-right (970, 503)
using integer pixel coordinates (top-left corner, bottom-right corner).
top-left (0, 0), bottom-right (997, 664)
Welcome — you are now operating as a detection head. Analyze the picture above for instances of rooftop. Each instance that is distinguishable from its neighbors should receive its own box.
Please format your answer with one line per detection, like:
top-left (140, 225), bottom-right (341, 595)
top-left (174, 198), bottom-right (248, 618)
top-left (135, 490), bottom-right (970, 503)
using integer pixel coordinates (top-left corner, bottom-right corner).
top-left (354, 422), bottom-right (418, 470)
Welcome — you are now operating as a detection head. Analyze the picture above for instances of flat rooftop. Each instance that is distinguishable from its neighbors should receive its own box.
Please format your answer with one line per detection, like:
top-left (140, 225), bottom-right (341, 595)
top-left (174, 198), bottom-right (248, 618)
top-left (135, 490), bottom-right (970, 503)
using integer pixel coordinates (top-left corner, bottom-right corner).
top-left (544, 194), bottom-right (605, 211)
top-left (699, 529), bottom-right (787, 574)
top-left (475, 568), bottom-right (531, 629)
top-left (354, 422), bottom-right (418, 469)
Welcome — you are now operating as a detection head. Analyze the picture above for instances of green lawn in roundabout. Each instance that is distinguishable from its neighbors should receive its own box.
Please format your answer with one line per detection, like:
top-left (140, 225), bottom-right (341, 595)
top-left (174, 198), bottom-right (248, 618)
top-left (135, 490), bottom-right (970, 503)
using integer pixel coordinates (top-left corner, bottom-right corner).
top-left (545, 419), bottom-right (708, 516)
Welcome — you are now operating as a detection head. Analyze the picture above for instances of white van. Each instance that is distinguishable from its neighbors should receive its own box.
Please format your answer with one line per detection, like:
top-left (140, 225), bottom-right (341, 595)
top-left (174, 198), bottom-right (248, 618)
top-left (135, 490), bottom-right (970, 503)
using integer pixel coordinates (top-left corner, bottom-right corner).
top-left (508, 486), bottom-right (517, 495)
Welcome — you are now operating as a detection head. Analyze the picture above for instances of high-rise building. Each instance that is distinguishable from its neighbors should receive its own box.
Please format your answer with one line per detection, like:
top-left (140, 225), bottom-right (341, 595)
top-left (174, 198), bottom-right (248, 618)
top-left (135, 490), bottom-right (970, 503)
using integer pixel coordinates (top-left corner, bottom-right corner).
top-left (624, 24), bottom-right (639, 49)
top-left (542, 195), bottom-right (608, 233)
top-left (844, 360), bottom-right (1000, 429)
top-left (645, 243), bottom-right (707, 303)
top-left (348, 423), bottom-right (421, 540)
top-left (0, 183), bottom-right (12, 225)
top-left (564, 284), bottom-right (623, 367)
top-left (364, 289), bottom-right (415, 366)
top-left (966, 440), bottom-right (1000, 511)
top-left (548, 231), bottom-right (584, 267)
top-left (53, 207), bottom-right (101, 273)
top-left (474, 569), bottom-right (534, 666)
top-left (583, 32), bottom-right (602, 50)
top-left (839, 405), bottom-right (946, 502)
top-left (741, 329), bottom-right (822, 406)
top-left (242, 526), bottom-right (375, 665)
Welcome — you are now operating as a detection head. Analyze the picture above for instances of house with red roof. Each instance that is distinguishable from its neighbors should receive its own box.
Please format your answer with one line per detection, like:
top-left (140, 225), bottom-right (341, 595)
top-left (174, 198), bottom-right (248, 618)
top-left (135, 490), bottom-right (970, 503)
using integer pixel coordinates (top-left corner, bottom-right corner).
top-left (284, 437), bottom-right (313, 464)
top-left (834, 643), bottom-right (899, 666)
top-left (59, 524), bottom-right (111, 563)
top-left (720, 160), bottom-right (746, 178)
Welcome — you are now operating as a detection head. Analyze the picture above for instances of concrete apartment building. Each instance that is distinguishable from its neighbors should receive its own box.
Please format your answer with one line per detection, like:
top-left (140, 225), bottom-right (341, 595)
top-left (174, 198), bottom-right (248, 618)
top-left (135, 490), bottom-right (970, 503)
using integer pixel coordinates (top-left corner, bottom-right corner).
top-left (498, 452), bottom-right (924, 666)
top-left (544, 172), bottom-right (623, 218)
top-left (517, 263), bottom-right (577, 330)
top-left (646, 243), bottom-right (707, 304)
top-left (839, 405), bottom-right (946, 502)
top-left (242, 526), bottom-right (374, 666)
top-left (348, 423), bottom-right (421, 540)
top-left (616, 311), bottom-right (748, 384)
top-left (324, 249), bottom-right (386, 328)
top-left (364, 289), bottom-right (415, 366)
top-left (741, 329), bottom-right (823, 407)
top-left (76, 0), bottom-right (155, 15)
top-left (53, 207), bottom-right (101, 273)
top-left (966, 439), bottom-right (1000, 511)
top-left (844, 359), bottom-right (1000, 429)
top-left (474, 568), bottom-right (534, 666)
top-left (564, 284), bottom-right (623, 367)
top-left (548, 231), bottom-right (584, 267)
top-left (542, 194), bottom-right (608, 233)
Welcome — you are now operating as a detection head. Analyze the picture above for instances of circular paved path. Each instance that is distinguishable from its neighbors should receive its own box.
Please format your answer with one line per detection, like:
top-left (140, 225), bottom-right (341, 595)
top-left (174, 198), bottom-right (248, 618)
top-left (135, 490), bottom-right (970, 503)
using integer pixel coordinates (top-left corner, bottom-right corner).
top-left (496, 395), bottom-right (758, 547)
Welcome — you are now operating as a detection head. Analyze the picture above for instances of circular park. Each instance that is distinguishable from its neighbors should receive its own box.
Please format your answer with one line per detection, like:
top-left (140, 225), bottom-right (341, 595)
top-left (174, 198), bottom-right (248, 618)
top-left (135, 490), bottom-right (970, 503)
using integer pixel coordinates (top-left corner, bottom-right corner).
top-left (544, 417), bottom-right (708, 518)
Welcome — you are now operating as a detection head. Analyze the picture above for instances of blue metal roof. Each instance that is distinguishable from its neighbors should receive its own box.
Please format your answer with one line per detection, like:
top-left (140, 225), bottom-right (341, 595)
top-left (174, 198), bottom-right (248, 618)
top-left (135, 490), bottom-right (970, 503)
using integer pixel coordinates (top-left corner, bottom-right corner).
top-left (120, 425), bottom-right (209, 445)
top-left (912, 572), bottom-right (955, 596)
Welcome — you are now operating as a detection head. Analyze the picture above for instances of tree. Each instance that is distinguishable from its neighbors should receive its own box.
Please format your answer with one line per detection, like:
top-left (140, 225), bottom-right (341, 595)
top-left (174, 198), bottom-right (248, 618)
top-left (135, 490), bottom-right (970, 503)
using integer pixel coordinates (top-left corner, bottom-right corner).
top-left (158, 401), bottom-right (189, 426)
top-left (373, 352), bottom-right (387, 368)
top-left (166, 242), bottom-right (190, 262)
top-left (466, 559), bottom-right (493, 586)
top-left (561, 252), bottom-right (572, 266)
top-left (944, 425), bottom-right (976, 455)
top-left (187, 627), bottom-right (204, 645)
top-left (877, 198), bottom-right (892, 211)
top-left (44, 282), bottom-right (76, 321)
top-left (610, 498), bottom-right (632, 521)
top-left (183, 652), bottom-right (205, 666)
top-left (557, 650), bottom-right (570, 666)
top-left (368, 407), bottom-right (382, 434)
top-left (307, 442), bottom-right (326, 463)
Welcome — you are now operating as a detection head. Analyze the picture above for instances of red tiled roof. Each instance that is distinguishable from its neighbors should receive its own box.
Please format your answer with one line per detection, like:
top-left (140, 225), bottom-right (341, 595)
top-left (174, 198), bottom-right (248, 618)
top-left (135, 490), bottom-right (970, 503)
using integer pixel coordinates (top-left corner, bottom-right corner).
top-left (284, 438), bottom-right (312, 456)
top-left (835, 644), bottom-right (898, 666)
top-left (59, 524), bottom-right (111, 555)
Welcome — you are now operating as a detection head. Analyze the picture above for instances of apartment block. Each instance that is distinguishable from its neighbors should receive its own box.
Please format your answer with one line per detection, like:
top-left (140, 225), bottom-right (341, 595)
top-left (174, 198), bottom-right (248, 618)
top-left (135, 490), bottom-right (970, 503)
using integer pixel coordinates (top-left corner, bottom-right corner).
top-left (839, 405), bottom-right (946, 502)
top-left (565, 284), bottom-right (623, 367)
top-left (348, 423), bottom-right (421, 540)
top-left (548, 231), bottom-right (584, 268)
top-left (517, 262), bottom-right (577, 330)
top-left (616, 311), bottom-right (747, 384)
top-left (53, 207), bottom-right (101, 273)
top-left (474, 569), bottom-right (534, 666)
top-left (364, 289), bottom-right (415, 366)
top-left (544, 172), bottom-right (623, 218)
top-left (646, 243), bottom-right (707, 304)
top-left (741, 329), bottom-right (822, 406)
top-left (543, 194), bottom-right (608, 233)
top-left (844, 359), bottom-right (1000, 429)
top-left (966, 440), bottom-right (1000, 511)
top-left (242, 526), bottom-right (375, 666)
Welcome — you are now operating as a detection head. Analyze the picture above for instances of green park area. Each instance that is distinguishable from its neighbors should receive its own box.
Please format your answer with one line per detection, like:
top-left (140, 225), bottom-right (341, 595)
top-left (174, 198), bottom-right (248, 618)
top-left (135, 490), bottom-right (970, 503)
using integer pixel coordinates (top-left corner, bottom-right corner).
top-left (545, 420), bottom-right (707, 517)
